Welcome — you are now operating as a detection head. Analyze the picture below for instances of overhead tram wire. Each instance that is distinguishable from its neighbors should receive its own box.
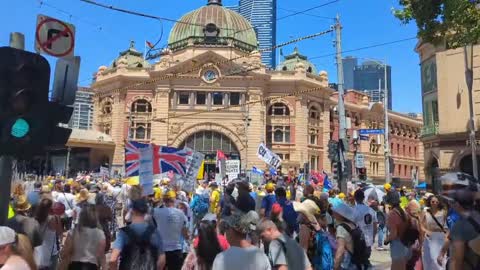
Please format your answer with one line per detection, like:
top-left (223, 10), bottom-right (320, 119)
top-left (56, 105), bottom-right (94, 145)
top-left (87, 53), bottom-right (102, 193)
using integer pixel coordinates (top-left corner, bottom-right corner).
top-left (79, 0), bottom-right (237, 31)
top-left (310, 37), bottom-right (417, 60)
top-left (278, 7), bottom-right (334, 21)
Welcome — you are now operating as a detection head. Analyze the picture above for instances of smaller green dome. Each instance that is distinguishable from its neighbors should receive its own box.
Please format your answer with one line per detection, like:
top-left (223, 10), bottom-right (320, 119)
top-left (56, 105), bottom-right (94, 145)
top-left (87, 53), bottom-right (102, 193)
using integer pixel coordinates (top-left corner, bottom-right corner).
top-left (111, 41), bottom-right (150, 69)
top-left (276, 47), bottom-right (318, 74)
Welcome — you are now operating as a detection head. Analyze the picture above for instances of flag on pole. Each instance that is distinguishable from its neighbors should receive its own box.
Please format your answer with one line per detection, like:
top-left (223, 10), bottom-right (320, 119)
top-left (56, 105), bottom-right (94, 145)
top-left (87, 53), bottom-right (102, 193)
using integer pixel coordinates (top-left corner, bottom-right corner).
top-left (146, 41), bottom-right (155, 49)
top-left (197, 160), bottom-right (205, 180)
top-left (216, 150), bottom-right (227, 177)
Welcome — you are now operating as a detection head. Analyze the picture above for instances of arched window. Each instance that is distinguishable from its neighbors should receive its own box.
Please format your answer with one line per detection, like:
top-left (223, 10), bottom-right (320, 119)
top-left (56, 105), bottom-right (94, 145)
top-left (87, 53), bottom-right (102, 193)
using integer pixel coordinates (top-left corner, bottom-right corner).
top-left (102, 102), bottom-right (112, 115)
top-left (268, 103), bottom-right (290, 116)
top-left (131, 99), bottom-right (152, 113)
top-left (309, 106), bottom-right (321, 120)
top-left (282, 66), bottom-right (287, 71)
top-left (307, 66), bottom-right (313, 73)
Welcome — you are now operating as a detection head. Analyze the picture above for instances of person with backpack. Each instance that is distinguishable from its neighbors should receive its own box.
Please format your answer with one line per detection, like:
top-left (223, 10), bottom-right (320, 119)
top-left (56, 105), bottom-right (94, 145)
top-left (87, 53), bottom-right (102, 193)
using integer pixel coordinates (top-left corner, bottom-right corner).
top-left (275, 187), bottom-right (298, 237)
top-left (384, 190), bottom-right (414, 270)
top-left (258, 219), bottom-right (312, 270)
top-left (110, 198), bottom-right (166, 270)
top-left (191, 187), bottom-right (210, 228)
top-left (331, 202), bottom-right (369, 270)
top-left (352, 189), bottom-right (377, 266)
top-left (261, 183), bottom-right (277, 218)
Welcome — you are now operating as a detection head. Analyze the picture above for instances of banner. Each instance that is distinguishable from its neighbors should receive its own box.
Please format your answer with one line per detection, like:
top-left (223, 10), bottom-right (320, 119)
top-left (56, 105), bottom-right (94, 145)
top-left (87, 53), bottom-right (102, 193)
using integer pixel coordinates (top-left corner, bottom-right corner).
top-left (138, 145), bottom-right (154, 196)
top-left (99, 166), bottom-right (109, 177)
top-left (183, 148), bottom-right (205, 192)
top-left (216, 150), bottom-right (227, 177)
top-left (225, 160), bottom-right (240, 181)
top-left (197, 160), bottom-right (205, 180)
top-left (257, 143), bottom-right (282, 168)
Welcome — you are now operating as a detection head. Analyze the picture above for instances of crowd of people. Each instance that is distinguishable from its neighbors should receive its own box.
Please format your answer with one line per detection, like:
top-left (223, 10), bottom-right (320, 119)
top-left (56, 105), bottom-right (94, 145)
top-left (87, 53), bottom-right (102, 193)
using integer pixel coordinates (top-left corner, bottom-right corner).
top-left (0, 171), bottom-right (480, 270)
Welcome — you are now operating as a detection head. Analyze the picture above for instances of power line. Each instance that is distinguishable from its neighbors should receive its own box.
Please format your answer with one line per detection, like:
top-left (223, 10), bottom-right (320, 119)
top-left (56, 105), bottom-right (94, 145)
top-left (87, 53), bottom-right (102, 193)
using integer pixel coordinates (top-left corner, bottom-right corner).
top-left (277, 0), bottom-right (339, 21)
top-left (310, 37), bottom-right (417, 60)
top-left (79, 0), bottom-right (237, 30)
top-left (278, 7), bottom-right (334, 20)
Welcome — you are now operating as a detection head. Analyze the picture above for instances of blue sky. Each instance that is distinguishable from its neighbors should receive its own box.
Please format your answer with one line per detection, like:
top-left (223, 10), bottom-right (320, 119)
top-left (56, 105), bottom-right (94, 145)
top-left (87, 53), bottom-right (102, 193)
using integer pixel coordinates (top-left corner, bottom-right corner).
top-left (0, 0), bottom-right (421, 113)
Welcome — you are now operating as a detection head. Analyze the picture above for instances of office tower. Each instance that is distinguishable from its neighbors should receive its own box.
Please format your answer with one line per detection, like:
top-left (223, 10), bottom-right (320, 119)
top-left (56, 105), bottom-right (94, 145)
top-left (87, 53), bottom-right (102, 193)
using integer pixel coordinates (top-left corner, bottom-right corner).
top-left (342, 56), bottom-right (357, 90)
top-left (69, 87), bottom-right (94, 130)
top-left (234, 0), bottom-right (277, 68)
top-left (353, 61), bottom-right (392, 109)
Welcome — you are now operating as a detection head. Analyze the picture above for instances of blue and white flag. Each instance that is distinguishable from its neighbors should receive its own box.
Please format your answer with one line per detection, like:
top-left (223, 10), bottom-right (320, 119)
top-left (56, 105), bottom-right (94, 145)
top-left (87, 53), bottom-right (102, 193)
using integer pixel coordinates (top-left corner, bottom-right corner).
top-left (252, 167), bottom-right (264, 174)
top-left (323, 172), bottom-right (333, 190)
top-left (269, 167), bottom-right (277, 176)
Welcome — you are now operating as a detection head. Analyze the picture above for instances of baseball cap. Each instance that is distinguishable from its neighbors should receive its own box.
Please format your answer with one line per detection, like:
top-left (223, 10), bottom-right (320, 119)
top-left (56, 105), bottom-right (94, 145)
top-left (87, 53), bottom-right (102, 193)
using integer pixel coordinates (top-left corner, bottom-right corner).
top-left (0, 227), bottom-right (16, 246)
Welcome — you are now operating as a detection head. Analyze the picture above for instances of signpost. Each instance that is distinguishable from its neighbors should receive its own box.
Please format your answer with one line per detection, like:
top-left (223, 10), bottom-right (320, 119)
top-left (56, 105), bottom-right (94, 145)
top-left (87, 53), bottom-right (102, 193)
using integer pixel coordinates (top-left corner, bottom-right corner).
top-left (52, 56), bottom-right (81, 105)
top-left (35, 15), bottom-right (75, 58)
top-left (359, 129), bottom-right (385, 135)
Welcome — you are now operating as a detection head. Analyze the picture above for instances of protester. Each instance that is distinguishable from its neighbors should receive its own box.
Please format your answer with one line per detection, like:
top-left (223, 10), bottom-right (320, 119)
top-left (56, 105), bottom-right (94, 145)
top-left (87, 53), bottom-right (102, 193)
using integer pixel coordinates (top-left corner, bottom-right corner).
top-left (182, 218), bottom-right (226, 270)
top-left (59, 204), bottom-right (106, 270)
top-left (7, 195), bottom-right (43, 248)
top-left (55, 184), bottom-right (75, 231)
top-left (373, 201), bottom-right (387, 251)
top-left (212, 210), bottom-right (270, 270)
top-left (261, 183), bottom-right (276, 218)
top-left (27, 182), bottom-right (42, 211)
top-left (385, 191), bottom-right (411, 270)
top-left (421, 194), bottom-right (447, 269)
top-left (153, 190), bottom-right (189, 270)
top-left (110, 199), bottom-right (166, 270)
top-left (258, 219), bottom-right (312, 270)
top-left (73, 189), bottom-right (90, 226)
top-left (440, 172), bottom-right (480, 270)
top-left (209, 182), bottom-right (221, 216)
top-left (0, 226), bottom-right (36, 270)
top-left (331, 202), bottom-right (369, 270)
top-left (352, 189), bottom-right (377, 265)
top-left (274, 187), bottom-right (298, 237)
top-left (293, 199), bottom-right (321, 253)
top-left (33, 198), bottom-right (63, 270)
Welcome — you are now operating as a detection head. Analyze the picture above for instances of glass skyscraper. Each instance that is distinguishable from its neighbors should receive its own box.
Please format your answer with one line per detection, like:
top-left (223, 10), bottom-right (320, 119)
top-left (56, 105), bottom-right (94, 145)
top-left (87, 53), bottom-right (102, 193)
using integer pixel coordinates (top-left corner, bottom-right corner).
top-left (69, 87), bottom-right (94, 130)
top-left (230, 0), bottom-right (277, 68)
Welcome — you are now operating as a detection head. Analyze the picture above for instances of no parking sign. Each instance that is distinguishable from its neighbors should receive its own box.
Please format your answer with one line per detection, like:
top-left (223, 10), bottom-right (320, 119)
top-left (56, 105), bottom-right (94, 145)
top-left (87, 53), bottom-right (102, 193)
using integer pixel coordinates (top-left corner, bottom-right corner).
top-left (35, 14), bottom-right (75, 58)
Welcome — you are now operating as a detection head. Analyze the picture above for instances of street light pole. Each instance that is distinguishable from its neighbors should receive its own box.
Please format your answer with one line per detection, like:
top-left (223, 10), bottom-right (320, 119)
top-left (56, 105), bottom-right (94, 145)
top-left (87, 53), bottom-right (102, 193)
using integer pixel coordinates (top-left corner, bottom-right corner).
top-left (384, 59), bottom-right (391, 183)
top-left (465, 45), bottom-right (478, 179)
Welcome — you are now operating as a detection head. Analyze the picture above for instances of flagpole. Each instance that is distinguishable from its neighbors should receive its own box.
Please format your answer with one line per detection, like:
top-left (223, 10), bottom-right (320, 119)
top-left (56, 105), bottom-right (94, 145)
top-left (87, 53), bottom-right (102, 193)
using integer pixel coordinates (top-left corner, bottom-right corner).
top-left (144, 40), bottom-right (147, 60)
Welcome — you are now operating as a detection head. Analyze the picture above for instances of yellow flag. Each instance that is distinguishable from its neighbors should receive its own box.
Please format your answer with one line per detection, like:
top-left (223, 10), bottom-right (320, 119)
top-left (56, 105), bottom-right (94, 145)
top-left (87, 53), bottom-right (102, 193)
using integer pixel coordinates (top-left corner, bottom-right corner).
top-left (197, 160), bottom-right (205, 180)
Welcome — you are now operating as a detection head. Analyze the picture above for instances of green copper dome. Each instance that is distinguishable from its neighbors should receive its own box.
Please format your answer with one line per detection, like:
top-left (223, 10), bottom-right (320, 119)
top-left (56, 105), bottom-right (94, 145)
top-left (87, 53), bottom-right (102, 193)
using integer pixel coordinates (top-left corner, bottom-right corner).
top-left (276, 47), bottom-right (318, 74)
top-left (168, 0), bottom-right (258, 52)
top-left (111, 41), bottom-right (150, 68)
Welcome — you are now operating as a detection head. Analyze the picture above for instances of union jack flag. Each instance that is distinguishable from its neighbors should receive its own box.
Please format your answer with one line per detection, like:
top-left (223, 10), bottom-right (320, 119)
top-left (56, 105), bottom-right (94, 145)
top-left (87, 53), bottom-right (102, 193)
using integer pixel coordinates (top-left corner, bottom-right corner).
top-left (124, 141), bottom-right (150, 177)
top-left (154, 146), bottom-right (192, 176)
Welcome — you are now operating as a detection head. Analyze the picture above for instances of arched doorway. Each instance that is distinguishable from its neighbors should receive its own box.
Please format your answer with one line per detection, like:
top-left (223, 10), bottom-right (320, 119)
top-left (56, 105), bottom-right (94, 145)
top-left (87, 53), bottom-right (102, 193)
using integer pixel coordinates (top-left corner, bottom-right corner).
top-left (459, 154), bottom-right (480, 178)
top-left (179, 130), bottom-right (240, 173)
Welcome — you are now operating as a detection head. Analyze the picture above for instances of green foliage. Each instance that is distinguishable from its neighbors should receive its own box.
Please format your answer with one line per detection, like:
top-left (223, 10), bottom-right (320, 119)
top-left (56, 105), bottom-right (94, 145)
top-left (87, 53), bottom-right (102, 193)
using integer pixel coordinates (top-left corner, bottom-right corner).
top-left (393, 0), bottom-right (480, 48)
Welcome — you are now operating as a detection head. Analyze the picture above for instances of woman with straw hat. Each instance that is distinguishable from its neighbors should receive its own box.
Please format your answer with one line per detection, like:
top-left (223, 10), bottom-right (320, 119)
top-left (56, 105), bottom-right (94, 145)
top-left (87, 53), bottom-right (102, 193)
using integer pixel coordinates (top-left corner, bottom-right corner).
top-left (6, 195), bottom-right (43, 249)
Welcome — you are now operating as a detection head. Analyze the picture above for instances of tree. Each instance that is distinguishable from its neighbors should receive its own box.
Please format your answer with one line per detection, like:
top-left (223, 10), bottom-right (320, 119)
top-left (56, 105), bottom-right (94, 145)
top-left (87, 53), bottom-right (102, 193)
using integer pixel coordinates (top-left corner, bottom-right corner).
top-left (393, 0), bottom-right (480, 48)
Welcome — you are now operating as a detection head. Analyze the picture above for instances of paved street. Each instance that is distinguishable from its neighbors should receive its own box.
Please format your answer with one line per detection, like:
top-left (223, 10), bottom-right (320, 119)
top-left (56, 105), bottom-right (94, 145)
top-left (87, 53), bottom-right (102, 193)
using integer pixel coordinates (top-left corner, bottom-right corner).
top-left (371, 244), bottom-right (392, 269)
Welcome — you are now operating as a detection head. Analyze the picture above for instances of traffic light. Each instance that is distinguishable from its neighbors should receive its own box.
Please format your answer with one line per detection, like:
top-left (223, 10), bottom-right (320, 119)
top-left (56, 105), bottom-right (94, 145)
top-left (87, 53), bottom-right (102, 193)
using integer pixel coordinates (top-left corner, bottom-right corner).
top-left (332, 161), bottom-right (339, 184)
top-left (0, 47), bottom-right (73, 157)
top-left (358, 167), bottom-right (367, 181)
top-left (328, 140), bottom-right (339, 162)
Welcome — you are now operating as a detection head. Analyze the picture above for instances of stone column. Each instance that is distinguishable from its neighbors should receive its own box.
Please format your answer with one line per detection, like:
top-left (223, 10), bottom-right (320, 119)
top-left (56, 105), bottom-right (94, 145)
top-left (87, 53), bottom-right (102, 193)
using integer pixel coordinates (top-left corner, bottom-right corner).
top-left (245, 89), bottom-right (264, 170)
top-left (295, 96), bottom-right (309, 167)
top-left (110, 91), bottom-right (127, 170)
top-left (152, 87), bottom-right (170, 146)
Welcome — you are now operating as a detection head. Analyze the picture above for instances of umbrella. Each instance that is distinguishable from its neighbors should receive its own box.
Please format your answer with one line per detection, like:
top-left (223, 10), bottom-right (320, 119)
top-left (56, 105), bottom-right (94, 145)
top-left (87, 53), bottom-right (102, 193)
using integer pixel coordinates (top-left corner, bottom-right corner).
top-left (363, 184), bottom-right (385, 202)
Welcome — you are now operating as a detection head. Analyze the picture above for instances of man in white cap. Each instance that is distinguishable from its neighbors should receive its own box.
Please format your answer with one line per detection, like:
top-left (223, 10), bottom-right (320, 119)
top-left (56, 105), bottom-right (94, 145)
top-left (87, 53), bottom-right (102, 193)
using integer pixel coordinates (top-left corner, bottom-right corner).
top-left (0, 226), bottom-right (31, 269)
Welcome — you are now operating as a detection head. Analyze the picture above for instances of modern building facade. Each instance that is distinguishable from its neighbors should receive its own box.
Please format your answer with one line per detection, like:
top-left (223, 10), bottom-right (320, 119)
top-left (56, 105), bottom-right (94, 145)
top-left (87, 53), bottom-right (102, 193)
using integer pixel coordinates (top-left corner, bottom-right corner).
top-left (342, 57), bottom-right (393, 110)
top-left (69, 87), bottom-right (94, 130)
top-left (416, 42), bottom-right (480, 190)
top-left (230, 0), bottom-right (277, 68)
top-left (85, 0), bottom-right (423, 184)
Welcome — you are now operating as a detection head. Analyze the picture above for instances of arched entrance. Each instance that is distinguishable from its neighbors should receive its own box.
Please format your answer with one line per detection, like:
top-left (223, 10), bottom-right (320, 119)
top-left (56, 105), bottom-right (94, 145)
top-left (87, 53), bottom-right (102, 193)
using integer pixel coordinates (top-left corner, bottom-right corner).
top-left (179, 130), bottom-right (240, 173)
top-left (459, 154), bottom-right (480, 178)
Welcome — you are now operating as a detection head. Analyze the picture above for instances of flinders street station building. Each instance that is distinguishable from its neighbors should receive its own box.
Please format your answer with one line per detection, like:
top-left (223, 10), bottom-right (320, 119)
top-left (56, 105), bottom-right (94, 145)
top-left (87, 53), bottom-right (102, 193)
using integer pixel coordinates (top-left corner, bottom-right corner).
top-left (73, 0), bottom-right (425, 184)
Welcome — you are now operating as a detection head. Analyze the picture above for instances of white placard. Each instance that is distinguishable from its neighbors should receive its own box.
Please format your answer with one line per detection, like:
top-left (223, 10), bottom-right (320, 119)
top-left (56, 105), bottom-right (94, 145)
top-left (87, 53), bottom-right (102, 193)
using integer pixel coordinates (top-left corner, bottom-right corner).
top-left (225, 160), bottom-right (241, 181)
top-left (183, 148), bottom-right (204, 192)
top-left (257, 143), bottom-right (282, 168)
top-left (355, 154), bottom-right (365, 169)
top-left (139, 145), bottom-right (154, 195)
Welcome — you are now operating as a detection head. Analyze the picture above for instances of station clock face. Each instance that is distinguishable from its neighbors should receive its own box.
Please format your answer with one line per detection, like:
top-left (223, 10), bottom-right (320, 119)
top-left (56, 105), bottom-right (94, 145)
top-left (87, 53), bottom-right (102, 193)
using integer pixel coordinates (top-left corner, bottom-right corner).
top-left (203, 69), bottom-right (218, 82)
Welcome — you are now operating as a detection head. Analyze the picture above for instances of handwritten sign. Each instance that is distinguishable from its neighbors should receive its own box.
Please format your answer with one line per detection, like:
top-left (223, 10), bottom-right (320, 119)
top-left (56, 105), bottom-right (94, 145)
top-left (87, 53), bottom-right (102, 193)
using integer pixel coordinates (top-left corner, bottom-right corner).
top-left (257, 143), bottom-right (282, 168)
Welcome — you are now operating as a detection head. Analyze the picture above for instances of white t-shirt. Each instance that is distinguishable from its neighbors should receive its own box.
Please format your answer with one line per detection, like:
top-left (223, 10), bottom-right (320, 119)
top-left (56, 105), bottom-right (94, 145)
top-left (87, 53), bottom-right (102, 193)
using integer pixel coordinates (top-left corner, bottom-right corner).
top-left (153, 207), bottom-right (188, 252)
top-left (353, 203), bottom-right (378, 247)
top-left (70, 227), bottom-right (105, 265)
top-left (212, 246), bottom-right (271, 270)
top-left (55, 192), bottom-right (76, 217)
top-left (1, 255), bottom-right (31, 270)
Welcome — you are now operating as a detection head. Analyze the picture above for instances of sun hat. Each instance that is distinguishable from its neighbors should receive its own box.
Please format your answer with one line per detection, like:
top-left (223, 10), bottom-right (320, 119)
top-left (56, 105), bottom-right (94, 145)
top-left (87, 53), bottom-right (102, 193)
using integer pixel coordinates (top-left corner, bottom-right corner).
top-left (76, 188), bottom-right (90, 203)
top-left (265, 182), bottom-right (275, 192)
top-left (0, 227), bottom-right (16, 246)
top-left (384, 183), bottom-right (392, 191)
top-left (163, 190), bottom-right (176, 200)
top-left (293, 199), bottom-right (320, 224)
top-left (332, 202), bottom-right (355, 222)
top-left (440, 172), bottom-right (479, 204)
top-left (338, 192), bottom-right (346, 199)
top-left (13, 195), bottom-right (31, 212)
